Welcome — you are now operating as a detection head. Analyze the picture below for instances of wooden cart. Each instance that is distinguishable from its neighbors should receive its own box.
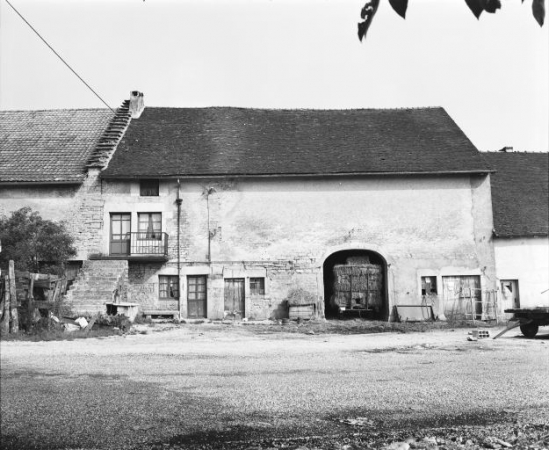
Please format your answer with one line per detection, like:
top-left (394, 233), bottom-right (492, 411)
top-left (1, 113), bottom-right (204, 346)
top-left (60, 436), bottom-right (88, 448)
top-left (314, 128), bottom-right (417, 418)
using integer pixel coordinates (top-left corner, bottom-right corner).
top-left (493, 307), bottom-right (549, 339)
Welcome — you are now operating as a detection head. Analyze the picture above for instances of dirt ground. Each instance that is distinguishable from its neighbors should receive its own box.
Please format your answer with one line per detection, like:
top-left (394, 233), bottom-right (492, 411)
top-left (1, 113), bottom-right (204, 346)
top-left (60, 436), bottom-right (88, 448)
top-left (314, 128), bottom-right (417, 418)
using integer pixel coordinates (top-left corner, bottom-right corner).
top-left (1, 321), bottom-right (548, 450)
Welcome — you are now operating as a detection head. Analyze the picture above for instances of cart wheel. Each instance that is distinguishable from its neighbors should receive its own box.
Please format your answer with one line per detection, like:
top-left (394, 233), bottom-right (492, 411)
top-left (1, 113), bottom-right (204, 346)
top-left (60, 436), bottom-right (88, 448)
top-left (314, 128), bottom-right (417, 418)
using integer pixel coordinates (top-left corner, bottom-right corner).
top-left (520, 322), bottom-right (539, 338)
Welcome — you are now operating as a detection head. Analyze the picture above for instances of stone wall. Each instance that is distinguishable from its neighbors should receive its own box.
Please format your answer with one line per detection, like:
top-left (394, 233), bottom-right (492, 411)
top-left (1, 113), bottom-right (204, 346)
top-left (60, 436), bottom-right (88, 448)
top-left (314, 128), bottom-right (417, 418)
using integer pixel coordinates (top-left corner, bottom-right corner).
top-left (0, 169), bottom-right (106, 261)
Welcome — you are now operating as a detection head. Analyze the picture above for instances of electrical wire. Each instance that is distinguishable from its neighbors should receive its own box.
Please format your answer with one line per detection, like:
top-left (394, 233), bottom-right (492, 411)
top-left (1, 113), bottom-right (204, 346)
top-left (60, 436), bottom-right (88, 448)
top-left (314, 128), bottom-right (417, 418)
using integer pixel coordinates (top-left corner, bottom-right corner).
top-left (5, 0), bottom-right (116, 114)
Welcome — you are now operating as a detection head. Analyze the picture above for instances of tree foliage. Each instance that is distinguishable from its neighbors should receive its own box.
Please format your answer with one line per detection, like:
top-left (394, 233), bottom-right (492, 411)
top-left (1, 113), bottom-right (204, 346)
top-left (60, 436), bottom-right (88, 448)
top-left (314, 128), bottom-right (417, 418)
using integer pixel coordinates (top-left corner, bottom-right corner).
top-left (359, 0), bottom-right (545, 41)
top-left (0, 207), bottom-right (76, 275)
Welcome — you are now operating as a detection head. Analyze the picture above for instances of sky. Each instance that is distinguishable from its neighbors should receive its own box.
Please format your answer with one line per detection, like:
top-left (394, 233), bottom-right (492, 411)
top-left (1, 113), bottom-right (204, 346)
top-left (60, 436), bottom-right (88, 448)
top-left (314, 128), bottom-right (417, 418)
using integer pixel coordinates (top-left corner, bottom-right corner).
top-left (1, 0), bottom-right (547, 152)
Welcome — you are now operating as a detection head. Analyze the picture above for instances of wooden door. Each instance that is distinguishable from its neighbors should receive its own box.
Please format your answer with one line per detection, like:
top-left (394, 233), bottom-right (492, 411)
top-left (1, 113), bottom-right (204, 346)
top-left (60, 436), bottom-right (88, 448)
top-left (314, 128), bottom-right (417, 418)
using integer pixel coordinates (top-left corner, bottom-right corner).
top-left (187, 276), bottom-right (207, 318)
top-left (224, 278), bottom-right (245, 317)
top-left (110, 213), bottom-right (131, 255)
top-left (442, 275), bottom-right (481, 320)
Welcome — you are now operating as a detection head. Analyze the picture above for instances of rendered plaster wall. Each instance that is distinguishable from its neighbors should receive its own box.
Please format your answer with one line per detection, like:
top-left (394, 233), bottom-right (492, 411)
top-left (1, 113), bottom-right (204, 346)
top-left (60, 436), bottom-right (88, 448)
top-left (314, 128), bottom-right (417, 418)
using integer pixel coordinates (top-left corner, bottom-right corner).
top-left (494, 237), bottom-right (549, 309)
top-left (100, 176), bottom-right (496, 320)
top-left (0, 185), bottom-right (78, 223)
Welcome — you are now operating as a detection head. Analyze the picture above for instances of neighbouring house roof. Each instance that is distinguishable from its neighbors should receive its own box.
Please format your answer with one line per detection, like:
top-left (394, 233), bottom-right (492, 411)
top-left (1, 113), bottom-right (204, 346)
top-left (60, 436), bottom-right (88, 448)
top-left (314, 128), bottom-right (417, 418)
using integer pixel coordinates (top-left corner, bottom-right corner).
top-left (0, 108), bottom-right (120, 184)
top-left (484, 151), bottom-right (549, 238)
top-left (102, 107), bottom-right (491, 178)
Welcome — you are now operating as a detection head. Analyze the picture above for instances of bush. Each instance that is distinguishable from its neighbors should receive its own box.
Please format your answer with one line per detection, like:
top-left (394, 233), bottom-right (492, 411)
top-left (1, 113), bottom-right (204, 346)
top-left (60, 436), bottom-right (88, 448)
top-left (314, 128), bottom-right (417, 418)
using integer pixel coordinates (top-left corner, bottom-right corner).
top-left (0, 207), bottom-right (76, 275)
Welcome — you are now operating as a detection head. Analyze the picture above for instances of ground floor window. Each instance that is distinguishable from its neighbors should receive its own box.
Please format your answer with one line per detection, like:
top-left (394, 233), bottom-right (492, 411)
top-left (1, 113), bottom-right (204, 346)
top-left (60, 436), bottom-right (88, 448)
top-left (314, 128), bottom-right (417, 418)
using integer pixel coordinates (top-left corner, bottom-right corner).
top-left (500, 279), bottom-right (520, 308)
top-left (249, 277), bottom-right (265, 295)
top-left (421, 276), bottom-right (437, 295)
top-left (159, 275), bottom-right (179, 299)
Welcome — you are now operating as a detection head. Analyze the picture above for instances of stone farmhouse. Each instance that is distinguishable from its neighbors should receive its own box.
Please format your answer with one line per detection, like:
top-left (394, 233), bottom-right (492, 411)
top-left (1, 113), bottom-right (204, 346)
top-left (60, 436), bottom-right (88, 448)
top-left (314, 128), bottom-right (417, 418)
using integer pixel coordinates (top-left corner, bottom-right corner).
top-left (1, 92), bottom-right (546, 321)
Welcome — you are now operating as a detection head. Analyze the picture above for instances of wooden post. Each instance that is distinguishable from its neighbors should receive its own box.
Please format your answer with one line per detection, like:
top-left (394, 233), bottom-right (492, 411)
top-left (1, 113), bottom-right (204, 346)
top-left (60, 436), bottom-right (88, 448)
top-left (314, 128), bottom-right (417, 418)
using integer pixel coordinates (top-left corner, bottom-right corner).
top-left (27, 276), bottom-right (35, 331)
top-left (0, 275), bottom-right (9, 334)
top-left (9, 261), bottom-right (18, 333)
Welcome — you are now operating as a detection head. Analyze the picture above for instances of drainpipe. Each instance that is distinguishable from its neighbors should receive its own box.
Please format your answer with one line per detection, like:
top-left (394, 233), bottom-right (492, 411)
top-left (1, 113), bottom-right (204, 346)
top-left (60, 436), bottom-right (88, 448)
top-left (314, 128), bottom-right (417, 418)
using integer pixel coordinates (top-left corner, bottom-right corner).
top-left (176, 179), bottom-right (182, 320)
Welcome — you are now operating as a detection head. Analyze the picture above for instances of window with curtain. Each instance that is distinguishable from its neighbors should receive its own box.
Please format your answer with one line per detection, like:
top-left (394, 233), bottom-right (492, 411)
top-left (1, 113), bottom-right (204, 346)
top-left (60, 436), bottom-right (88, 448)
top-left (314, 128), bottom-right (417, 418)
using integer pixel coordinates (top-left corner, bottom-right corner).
top-left (159, 276), bottom-right (179, 299)
top-left (138, 213), bottom-right (162, 240)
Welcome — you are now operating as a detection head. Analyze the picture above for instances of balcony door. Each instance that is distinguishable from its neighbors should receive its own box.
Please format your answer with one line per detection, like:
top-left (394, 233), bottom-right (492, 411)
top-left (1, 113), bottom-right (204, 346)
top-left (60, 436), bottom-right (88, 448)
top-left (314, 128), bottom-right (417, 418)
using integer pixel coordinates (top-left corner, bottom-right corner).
top-left (110, 213), bottom-right (131, 255)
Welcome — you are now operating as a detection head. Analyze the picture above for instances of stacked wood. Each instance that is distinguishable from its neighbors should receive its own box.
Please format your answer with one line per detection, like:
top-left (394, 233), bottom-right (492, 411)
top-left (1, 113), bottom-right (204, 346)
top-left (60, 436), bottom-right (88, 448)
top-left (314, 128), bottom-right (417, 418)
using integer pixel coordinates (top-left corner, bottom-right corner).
top-left (332, 263), bottom-right (383, 310)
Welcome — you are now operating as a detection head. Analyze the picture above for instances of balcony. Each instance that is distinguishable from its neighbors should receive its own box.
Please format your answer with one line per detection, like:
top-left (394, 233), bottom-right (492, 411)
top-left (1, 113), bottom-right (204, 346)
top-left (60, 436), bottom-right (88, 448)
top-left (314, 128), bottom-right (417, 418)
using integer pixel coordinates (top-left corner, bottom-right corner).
top-left (91, 232), bottom-right (169, 262)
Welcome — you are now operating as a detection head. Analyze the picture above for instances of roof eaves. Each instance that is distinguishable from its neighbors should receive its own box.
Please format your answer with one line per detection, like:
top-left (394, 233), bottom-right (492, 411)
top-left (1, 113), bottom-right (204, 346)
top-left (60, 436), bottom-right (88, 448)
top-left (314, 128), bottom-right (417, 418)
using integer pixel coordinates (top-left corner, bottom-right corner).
top-left (101, 169), bottom-right (493, 180)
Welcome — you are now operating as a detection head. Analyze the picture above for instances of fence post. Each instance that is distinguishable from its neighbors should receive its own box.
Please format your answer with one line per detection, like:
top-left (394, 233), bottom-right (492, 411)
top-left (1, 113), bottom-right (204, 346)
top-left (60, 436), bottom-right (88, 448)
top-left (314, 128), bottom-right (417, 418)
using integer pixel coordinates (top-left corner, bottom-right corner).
top-left (27, 275), bottom-right (35, 332)
top-left (9, 261), bottom-right (18, 333)
top-left (0, 275), bottom-right (9, 334)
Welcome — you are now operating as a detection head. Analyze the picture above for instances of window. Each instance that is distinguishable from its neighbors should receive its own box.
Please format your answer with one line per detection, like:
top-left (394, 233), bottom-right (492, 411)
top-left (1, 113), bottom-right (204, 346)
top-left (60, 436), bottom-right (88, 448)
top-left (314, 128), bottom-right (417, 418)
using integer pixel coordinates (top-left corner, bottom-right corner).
top-left (421, 276), bottom-right (437, 295)
top-left (140, 179), bottom-right (159, 196)
top-left (159, 276), bottom-right (179, 299)
top-left (250, 277), bottom-right (265, 295)
top-left (138, 213), bottom-right (161, 239)
top-left (501, 280), bottom-right (520, 308)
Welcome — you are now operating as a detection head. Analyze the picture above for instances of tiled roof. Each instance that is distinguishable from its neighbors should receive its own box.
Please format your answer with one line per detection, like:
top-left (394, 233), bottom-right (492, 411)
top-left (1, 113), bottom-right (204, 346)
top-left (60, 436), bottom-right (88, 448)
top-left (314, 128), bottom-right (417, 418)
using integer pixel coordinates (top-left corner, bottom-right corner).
top-left (102, 107), bottom-right (491, 178)
top-left (483, 152), bottom-right (549, 238)
top-left (0, 109), bottom-right (114, 183)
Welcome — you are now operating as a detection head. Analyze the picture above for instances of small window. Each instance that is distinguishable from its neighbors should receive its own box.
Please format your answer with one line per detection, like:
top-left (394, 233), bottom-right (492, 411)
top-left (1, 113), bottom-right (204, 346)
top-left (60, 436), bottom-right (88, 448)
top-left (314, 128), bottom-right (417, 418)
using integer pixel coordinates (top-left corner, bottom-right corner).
top-left (140, 179), bottom-right (159, 196)
top-left (138, 213), bottom-right (161, 239)
top-left (421, 276), bottom-right (437, 295)
top-left (250, 277), bottom-right (265, 295)
top-left (159, 276), bottom-right (179, 299)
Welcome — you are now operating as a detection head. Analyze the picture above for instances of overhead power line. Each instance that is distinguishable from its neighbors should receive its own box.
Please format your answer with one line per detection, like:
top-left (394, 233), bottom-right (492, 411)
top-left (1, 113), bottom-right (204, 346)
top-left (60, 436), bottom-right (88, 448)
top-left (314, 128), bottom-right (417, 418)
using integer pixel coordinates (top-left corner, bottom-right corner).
top-left (5, 0), bottom-right (116, 114)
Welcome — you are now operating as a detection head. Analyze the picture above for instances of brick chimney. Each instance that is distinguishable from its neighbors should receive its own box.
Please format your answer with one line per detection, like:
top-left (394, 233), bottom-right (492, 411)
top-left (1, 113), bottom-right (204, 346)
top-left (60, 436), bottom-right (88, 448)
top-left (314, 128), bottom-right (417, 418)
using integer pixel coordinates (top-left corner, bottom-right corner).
top-left (129, 91), bottom-right (145, 119)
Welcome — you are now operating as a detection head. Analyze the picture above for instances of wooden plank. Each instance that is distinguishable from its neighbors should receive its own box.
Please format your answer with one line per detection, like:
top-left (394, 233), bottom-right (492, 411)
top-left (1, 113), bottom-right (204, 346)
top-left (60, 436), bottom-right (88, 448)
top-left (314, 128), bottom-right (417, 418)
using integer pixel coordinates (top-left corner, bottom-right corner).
top-left (83, 317), bottom-right (96, 335)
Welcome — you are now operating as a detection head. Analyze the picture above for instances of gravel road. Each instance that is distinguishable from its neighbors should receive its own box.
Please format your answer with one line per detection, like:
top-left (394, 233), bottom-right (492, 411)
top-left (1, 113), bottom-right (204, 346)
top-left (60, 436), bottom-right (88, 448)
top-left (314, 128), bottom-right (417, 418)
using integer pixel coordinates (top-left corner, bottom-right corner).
top-left (1, 323), bottom-right (548, 450)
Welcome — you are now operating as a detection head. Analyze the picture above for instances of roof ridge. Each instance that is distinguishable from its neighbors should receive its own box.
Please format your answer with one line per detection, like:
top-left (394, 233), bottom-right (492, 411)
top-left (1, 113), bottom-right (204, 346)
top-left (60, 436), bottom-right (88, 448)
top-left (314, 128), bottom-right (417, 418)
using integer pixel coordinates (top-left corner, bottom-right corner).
top-left (141, 105), bottom-right (445, 112)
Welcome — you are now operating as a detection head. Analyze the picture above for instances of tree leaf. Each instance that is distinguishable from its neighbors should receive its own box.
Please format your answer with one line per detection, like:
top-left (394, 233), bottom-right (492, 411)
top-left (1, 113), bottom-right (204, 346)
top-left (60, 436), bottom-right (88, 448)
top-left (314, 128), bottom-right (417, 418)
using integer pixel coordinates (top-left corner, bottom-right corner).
top-left (358, 0), bottom-right (380, 42)
top-left (484, 0), bottom-right (502, 13)
top-left (464, 0), bottom-right (484, 18)
top-left (532, 0), bottom-right (545, 26)
top-left (388, 0), bottom-right (408, 18)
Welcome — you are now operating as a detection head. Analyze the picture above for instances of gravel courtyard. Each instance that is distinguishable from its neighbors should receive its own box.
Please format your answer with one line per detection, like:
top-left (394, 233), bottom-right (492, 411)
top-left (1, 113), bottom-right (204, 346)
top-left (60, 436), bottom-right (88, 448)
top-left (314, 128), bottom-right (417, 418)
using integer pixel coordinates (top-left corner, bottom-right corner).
top-left (1, 323), bottom-right (548, 450)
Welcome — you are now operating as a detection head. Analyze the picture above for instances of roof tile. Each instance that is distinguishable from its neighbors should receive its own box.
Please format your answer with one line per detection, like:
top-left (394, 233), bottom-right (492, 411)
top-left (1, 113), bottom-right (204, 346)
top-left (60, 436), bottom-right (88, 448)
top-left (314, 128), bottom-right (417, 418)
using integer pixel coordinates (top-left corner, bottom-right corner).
top-left (0, 109), bottom-right (114, 183)
top-left (102, 107), bottom-right (491, 178)
top-left (484, 151), bottom-right (549, 238)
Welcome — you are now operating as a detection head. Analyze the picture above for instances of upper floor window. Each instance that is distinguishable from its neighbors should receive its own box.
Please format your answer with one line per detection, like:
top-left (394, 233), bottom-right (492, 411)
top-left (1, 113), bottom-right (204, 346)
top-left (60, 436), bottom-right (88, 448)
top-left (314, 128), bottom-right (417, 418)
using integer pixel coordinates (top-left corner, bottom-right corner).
top-left (138, 213), bottom-right (161, 239)
top-left (140, 179), bottom-right (159, 196)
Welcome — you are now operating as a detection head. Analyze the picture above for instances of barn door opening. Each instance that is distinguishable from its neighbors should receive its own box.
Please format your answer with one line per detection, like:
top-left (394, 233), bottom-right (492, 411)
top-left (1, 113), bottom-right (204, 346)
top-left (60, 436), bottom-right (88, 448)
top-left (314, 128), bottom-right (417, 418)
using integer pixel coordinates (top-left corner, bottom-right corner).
top-left (224, 278), bottom-right (245, 319)
top-left (323, 250), bottom-right (387, 320)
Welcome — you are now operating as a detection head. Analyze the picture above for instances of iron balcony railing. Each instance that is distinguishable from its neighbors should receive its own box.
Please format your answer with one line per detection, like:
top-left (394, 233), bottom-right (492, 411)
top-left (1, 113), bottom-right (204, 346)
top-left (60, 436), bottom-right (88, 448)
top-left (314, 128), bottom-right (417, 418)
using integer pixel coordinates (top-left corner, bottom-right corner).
top-left (110, 232), bottom-right (169, 257)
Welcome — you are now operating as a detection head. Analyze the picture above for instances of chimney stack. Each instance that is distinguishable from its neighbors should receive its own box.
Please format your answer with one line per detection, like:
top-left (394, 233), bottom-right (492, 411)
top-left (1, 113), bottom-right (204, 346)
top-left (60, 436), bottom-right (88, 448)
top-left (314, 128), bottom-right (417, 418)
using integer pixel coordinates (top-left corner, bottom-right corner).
top-left (129, 91), bottom-right (145, 119)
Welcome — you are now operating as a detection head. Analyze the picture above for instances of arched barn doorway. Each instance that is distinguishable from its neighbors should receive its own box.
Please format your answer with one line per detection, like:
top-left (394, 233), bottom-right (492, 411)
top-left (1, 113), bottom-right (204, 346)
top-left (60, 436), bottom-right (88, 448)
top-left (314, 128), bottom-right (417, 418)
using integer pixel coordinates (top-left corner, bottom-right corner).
top-left (323, 250), bottom-right (388, 320)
